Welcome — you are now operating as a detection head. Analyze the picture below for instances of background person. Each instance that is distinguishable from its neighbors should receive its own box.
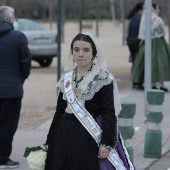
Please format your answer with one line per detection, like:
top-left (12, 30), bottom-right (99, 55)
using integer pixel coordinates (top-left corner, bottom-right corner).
top-left (131, 3), bottom-right (170, 92)
top-left (0, 6), bottom-right (31, 169)
top-left (126, 2), bottom-right (145, 89)
top-left (1, 5), bottom-right (18, 30)
top-left (44, 32), bottom-right (135, 170)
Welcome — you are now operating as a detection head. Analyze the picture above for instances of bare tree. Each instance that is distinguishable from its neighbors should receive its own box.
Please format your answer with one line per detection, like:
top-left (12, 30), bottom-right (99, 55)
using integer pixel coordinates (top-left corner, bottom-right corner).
top-left (95, 0), bottom-right (99, 37)
top-left (79, 0), bottom-right (83, 33)
top-left (1, 0), bottom-right (170, 42)
top-left (49, 0), bottom-right (53, 30)
top-left (110, 0), bottom-right (116, 22)
top-left (61, 0), bottom-right (65, 42)
top-left (164, 1), bottom-right (170, 42)
top-left (119, 0), bottom-right (126, 45)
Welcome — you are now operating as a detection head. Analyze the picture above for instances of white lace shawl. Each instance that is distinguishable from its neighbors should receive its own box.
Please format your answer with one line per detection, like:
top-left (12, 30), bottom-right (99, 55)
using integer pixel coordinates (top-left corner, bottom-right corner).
top-left (57, 32), bottom-right (121, 116)
top-left (138, 9), bottom-right (165, 40)
top-left (56, 68), bottom-right (121, 116)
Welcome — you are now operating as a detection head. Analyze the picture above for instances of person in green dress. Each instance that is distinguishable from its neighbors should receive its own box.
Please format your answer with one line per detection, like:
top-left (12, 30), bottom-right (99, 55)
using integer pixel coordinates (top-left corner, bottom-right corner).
top-left (131, 3), bottom-right (170, 92)
top-left (126, 2), bottom-right (144, 89)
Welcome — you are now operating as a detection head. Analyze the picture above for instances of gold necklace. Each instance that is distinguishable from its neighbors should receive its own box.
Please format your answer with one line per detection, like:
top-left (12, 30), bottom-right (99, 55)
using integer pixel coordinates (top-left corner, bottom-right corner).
top-left (77, 62), bottom-right (93, 75)
top-left (76, 74), bottom-right (83, 81)
top-left (73, 69), bottom-right (82, 97)
top-left (76, 70), bottom-right (87, 81)
top-left (77, 70), bottom-right (87, 75)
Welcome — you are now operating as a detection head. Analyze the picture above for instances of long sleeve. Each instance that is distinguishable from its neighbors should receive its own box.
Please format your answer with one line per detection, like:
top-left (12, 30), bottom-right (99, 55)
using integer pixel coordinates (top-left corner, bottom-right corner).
top-left (46, 91), bottom-right (67, 144)
top-left (18, 33), bottom-right (32, 80)
top-left (99, 82), bottom-right (118, 148)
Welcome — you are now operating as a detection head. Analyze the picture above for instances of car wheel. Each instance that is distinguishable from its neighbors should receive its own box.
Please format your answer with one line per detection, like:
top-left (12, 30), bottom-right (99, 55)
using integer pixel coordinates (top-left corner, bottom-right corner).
top-left (38, 58), bottom-right (53, 67)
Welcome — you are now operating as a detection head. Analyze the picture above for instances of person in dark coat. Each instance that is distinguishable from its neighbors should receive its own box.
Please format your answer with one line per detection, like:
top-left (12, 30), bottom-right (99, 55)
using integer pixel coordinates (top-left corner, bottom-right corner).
top-left (126, 2), bottom-right (144, 89)
top-left (0, 6), bottom-right (31, 169)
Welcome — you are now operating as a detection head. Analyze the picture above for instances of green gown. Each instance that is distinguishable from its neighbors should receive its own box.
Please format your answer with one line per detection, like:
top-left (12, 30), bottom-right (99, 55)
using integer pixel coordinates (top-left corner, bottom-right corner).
top-left (131, 37), bottom-right (170, 83)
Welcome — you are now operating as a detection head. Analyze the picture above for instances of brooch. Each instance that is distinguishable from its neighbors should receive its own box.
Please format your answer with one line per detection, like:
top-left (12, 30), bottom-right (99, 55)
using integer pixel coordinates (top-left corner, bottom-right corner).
top-left (65, 80), bottom-right (71, 88)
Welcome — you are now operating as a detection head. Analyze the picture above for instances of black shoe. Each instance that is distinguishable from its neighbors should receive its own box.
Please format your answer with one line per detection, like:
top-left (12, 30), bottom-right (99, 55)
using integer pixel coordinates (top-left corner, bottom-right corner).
top-left (132, 85), bottom-right (136, 89)
top-left (152, 86), bottom-right (158, 89)
top-left (160, 87), bottom-right (168, 92)
top-left (132, 82), bottom-right (136, 89)
top-left (0, 159), bottom-right (19, 169)
top-left (135, 85), bottom-right (144, 90)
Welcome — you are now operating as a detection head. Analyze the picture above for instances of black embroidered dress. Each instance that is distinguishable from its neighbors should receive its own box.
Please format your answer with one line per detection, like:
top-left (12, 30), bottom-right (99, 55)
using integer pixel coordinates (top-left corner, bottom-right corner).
top-left (45, 69), bottom-right (117, 170)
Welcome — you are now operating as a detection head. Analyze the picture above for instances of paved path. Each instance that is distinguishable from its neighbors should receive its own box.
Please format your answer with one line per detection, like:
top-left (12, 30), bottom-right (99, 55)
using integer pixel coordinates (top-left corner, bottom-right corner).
top-left (11, 82), bottom-right (170, 170)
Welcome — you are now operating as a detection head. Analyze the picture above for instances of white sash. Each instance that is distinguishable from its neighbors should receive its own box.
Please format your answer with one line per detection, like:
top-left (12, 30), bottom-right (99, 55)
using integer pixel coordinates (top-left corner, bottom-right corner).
top-left (64, 71), bottom-right (134, 170)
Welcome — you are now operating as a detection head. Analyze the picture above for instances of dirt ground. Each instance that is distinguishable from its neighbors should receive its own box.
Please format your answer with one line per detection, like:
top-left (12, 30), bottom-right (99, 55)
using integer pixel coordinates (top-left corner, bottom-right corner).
top-left (18, 21), bottom-right (132, 131)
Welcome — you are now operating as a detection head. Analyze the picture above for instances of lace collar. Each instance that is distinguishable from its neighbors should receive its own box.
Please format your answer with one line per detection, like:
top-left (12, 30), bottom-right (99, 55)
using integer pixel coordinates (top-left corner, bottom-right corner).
top-left (57, 67), bottom-right (113, 101)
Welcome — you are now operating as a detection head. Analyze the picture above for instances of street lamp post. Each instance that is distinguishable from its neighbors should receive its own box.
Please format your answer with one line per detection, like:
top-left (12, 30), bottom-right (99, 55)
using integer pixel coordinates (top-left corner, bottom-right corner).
top-left (57, 0), bottom-right (61, 81)
top-left (144, 0), bottom-right (152, 121)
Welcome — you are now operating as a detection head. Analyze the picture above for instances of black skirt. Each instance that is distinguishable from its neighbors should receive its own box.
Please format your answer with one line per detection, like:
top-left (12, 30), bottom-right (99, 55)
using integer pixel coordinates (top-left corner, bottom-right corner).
top-left (45, 113), bottom-right (100, 170)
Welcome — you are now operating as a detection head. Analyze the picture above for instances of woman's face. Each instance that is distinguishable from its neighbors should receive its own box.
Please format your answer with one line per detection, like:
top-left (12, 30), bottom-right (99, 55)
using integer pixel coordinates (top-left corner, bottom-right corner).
top-left (73, 40), bottom-right (94, 68)
top-left (155, 5), bottom-right (160, 16)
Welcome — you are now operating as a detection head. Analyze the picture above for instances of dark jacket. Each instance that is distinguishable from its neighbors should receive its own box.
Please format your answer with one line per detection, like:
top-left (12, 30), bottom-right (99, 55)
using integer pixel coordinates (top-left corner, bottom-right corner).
top-left (127, 12), bottom-right (142, 42)
top-left (126, 12), bottom-right (142, 62)
top-left (0, 20), bottom-right (32, 98)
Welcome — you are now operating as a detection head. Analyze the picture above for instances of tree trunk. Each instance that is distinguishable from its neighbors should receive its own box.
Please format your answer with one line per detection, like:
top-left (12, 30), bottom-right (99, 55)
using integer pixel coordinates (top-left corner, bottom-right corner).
top-left (95, 0), bottom-right (99, 37)
top-left (168, 21), bottom-right (170, 43)
top-left (49, 0), bottom-right (53, 30)
top-left (61, 0), bottom-right (65, 43)
top-left (119, 0), bottom-right (126, 45)
top-left (110, 0), bottom-right (116, 22)
top-left (79, 0), bottom-right (83, 33)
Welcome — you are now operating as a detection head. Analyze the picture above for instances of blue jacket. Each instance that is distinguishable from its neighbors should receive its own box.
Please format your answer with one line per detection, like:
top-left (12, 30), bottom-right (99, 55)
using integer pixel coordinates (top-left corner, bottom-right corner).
top-left (127, 12), bottom-right (142, 42)
top-left (0, 20), bottom-right (32, 98)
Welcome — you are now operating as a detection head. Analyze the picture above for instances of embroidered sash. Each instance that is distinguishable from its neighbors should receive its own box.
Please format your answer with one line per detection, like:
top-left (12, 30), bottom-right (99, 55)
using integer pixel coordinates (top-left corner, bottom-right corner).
top-left (64, 71), bottom-right (134, 170)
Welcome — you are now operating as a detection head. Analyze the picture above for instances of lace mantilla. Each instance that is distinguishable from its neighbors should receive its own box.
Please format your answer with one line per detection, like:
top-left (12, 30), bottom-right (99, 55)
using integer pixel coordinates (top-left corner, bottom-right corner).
top-left (81, 69), bottom-right (113, 101)
top-left (56, 75), bottom-right (64, 93)
top-left (56, 69), bottom-right (122, 116)
top-left (56, 69), bottom-right (113, 102)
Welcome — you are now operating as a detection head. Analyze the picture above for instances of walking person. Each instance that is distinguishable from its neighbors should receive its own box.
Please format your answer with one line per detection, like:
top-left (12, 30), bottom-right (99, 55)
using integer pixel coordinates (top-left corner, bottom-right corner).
top-left (126, 2), bottom-right (145, 89)
top-left (44, 32), bottom-right (135, 170)
top-left (131, 3), bottom-right (170, 92)
top-left (0, 6), bottom-right (31, 169)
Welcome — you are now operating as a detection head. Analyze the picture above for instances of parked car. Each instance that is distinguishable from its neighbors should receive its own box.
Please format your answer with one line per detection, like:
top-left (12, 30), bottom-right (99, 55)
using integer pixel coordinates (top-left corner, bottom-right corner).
top-left (17, 18), bottom-right (57, 67)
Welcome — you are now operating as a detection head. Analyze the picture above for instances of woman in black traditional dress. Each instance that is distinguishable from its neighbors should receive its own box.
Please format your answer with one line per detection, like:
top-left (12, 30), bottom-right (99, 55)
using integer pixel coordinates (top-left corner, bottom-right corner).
top-left (45, 32), bottom-right (135, 170)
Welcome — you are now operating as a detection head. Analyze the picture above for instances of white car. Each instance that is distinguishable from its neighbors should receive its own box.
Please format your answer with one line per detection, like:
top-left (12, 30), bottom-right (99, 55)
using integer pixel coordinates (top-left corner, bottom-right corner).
top-left (17, 18), bottom-right (57, 67)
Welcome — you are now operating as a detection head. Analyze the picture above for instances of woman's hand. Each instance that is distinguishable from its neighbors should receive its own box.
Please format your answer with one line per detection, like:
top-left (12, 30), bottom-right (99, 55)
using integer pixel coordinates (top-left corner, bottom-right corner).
top-left (98, 146), bottom-right (110, 159)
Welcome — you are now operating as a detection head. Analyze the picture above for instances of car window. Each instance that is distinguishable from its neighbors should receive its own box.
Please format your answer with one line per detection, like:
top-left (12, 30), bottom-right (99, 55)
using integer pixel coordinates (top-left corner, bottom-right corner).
top-left (17, 19), bottom-right (47, 31)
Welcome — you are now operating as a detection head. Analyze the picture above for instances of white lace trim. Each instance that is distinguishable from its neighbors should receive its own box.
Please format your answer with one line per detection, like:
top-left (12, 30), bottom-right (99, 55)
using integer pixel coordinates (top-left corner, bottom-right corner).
top-left (57, 69), bottom-right (113, 101)
top-left (56, 75), bottom-right (64, 92)
top-left (81, 70), bottom-right (113, 101)
top-left (57, 69), bottom-right (113, 114)
top-left (57, 70), bottom-right (121, 116)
